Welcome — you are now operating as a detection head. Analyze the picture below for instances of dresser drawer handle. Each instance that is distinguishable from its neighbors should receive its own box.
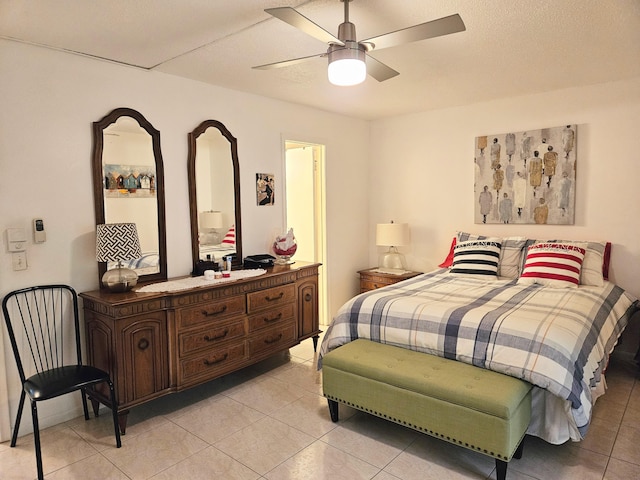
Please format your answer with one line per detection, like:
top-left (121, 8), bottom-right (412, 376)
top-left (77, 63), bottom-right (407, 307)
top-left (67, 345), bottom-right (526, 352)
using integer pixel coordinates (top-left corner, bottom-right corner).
top-left (204, 329), bottom-right (229, 342)
top-left (264, 333), bottom-right (283, 344)
top-left (304, 293), bottom-right (312, 302)
top-left (137, 338), bottom-right (149, 351)
top-left (265, 292), bottom-right (284, 302)
top-left (203, 353), bottom-right (228, 366)
top-left (263, 313), bottom-right (283, 324)
top-left (202, 305), bottom-right (227, 317)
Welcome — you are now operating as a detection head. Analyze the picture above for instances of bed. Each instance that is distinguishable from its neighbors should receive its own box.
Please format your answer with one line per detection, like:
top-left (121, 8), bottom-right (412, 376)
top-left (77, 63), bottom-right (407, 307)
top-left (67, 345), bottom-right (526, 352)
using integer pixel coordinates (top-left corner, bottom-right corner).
top-left (318, 235), bottom-right (638, 445)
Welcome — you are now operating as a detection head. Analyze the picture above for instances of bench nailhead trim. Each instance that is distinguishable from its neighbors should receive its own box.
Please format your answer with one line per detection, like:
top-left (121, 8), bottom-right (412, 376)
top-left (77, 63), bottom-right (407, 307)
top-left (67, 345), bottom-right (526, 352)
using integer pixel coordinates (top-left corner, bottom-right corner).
top-left (325, 394), bottom-right (522, 460)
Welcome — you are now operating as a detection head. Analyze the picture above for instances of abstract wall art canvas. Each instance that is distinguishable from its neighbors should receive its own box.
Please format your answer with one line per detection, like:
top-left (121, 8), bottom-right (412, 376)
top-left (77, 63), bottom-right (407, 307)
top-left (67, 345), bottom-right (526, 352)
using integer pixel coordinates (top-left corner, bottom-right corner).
top-left (475, 125), bottom-right (576, 225)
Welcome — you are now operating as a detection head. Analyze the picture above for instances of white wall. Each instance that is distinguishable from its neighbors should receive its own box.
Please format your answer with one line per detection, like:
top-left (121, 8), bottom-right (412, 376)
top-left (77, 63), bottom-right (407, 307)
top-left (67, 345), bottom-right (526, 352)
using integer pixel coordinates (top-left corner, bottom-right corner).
top-left (0, 39), bottom-right (370, 437)
top-left (369, 77), bottom-right (640, 299)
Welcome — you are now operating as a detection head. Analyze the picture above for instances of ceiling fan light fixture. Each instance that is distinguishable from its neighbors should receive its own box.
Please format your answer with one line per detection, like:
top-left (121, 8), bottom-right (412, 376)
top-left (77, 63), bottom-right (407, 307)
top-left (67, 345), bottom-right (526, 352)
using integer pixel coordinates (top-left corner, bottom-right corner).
top-left (327, 42), bottom-right (366, 86)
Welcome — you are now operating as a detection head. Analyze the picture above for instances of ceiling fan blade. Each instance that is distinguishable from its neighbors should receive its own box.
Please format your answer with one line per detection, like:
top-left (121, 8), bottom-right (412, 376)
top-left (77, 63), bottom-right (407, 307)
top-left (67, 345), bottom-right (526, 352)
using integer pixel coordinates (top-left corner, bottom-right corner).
top-left (361, 13), bottom-right (465, 51)
top-left (253, 52), bottom-right (325, 70)
top-left (265, 7), bottom-right (344, 46)
top-left (366, 55), bottom-right (399, 82)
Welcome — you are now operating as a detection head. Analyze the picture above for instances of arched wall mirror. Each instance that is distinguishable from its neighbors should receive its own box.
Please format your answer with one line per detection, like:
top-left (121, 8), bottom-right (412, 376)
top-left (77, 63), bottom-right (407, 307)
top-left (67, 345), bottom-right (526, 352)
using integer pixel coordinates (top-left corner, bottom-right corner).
top-left (188, 120), bottom-right (242, 272)
top-left (91, 107), bottom-right (167, 286)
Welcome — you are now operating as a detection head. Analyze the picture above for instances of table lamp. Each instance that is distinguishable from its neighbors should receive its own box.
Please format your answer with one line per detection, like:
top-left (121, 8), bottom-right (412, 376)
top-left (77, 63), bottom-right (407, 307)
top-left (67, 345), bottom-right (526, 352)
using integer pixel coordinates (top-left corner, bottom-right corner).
top-left (199, 211), bottom-right (224, 245)
top-left (376, 221), bottom-right (410, 271)
top-left (96, 223), bottom-right (142, 292)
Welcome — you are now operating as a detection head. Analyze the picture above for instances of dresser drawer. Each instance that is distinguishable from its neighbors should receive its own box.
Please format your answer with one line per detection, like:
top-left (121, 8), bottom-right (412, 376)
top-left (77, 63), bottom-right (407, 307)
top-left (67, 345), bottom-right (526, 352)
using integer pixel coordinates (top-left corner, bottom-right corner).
top-left (248, 322), bottom-right (297, 356)
top-left (247, 304), bottom-right (295, 333)
top-left (246, 284), bottom-right (295, 313)
top-left (178, 341), bottom-right (246, 383)
top-left (177, 295), bottom-right (246, 329)
top-left (178, 319), bottom-right (246, 357)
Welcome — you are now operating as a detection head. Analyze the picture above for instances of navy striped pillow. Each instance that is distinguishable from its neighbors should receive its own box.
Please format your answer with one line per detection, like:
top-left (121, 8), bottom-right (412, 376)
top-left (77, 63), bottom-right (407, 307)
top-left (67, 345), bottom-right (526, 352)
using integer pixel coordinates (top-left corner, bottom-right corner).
top-left (450, 239), bottom-right (501, 278)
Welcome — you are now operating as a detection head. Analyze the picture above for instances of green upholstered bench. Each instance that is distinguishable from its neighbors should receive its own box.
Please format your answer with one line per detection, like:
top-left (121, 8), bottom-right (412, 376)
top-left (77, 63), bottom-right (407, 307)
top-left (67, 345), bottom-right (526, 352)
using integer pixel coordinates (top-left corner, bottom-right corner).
top-left (322, 339), bottom-right (532, 480)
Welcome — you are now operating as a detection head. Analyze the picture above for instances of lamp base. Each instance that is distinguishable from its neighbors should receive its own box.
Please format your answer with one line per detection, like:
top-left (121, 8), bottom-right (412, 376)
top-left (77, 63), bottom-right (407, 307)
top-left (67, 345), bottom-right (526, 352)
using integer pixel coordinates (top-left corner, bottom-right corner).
top-left (378, 247), bottom-right (407, 272)
top-left (102, 266), bottom-right (138, 292)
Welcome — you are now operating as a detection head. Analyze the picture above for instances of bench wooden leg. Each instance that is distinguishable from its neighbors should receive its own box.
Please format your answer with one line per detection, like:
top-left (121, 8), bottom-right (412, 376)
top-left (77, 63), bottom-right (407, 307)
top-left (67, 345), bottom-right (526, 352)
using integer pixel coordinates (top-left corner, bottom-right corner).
top-left (495, 459), bottom-right (507, 480)
top-left (495, 438), bottom-right (525, 480)
top-left (327, 399), bottom-right (339, 422)
top-left (513, 437), bottom-right (525, 459)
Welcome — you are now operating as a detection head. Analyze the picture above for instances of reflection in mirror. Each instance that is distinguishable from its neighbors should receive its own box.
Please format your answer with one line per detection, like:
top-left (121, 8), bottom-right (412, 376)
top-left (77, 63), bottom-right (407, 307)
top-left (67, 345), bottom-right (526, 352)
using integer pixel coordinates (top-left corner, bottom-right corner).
top-left (188, 120), bottom-right (242, 273)
top-left (92, 108), bottom-right (167, 286)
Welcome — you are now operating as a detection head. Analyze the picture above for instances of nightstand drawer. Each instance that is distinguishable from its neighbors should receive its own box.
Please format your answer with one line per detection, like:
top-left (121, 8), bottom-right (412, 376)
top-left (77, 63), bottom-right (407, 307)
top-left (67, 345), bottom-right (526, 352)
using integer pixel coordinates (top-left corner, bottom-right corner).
top-left (358, 269), bottom-right (422, 293)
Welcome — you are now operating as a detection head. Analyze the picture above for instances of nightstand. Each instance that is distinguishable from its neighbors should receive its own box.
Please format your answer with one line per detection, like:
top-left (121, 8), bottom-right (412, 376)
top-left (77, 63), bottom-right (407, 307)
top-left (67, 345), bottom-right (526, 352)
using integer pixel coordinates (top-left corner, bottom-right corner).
top-left (358, 268), bottom-right (423, 293)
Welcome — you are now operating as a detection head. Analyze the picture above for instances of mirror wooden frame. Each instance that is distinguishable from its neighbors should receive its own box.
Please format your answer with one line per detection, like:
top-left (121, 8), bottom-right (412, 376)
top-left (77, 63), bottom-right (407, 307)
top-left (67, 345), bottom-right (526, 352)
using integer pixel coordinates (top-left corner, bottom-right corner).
top-left (188, 120), bottom-right (242, 272)
top-left (91, 107), bottom-right (168, 285)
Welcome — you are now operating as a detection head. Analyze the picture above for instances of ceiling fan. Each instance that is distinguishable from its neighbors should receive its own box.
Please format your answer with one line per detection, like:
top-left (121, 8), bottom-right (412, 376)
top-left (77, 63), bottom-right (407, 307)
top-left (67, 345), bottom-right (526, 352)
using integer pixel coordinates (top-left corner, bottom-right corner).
top-left (253, 0), bottom-right (465, 86)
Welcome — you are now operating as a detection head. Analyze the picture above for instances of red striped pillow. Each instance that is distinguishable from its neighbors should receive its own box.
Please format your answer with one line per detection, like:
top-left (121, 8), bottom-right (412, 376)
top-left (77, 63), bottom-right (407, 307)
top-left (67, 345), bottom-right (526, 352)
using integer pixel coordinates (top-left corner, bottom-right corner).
top-left (518, 243), bottom-right (586, 288)
top-left (221, 225), bottom-right (235, 245)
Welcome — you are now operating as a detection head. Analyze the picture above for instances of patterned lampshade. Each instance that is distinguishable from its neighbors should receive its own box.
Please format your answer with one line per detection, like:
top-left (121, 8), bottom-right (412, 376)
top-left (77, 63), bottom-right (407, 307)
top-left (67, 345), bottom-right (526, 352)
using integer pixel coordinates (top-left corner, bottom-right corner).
top-left (96, 223), bottom-right (142, 262)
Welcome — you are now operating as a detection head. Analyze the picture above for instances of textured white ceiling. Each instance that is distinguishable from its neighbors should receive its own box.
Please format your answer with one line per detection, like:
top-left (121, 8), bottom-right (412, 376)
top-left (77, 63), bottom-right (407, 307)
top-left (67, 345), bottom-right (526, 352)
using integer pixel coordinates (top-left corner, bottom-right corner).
top-left (2, 0), bottom-right (639, 120)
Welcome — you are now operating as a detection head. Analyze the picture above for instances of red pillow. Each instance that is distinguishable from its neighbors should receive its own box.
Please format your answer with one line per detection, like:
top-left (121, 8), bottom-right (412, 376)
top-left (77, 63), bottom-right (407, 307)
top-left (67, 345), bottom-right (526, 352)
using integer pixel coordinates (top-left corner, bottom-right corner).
top-left (518, 243), bottom-right (586, 288)
top-left (438, 237), bottom-right (456, 268)
top-left (221, 225), bottom-right (235, 245)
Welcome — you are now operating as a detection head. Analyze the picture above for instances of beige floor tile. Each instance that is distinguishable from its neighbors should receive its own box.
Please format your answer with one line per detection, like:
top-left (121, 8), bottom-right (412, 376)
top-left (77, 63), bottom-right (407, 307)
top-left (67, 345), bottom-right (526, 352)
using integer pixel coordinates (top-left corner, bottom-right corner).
top-left (65, 412), bottom-right (122, 452)
top-left (611, 424), bottom-right (640, 465)
top-left (509, 436), bottom-right (609, 480)
top-left (30, 425), bottom-right (99, 475)
top-left (214, 416), bottom-right (315, 475)
top-left (149, 446), bottom-right (260, 480)
top-left (604, 457), bottom-right (640, 480)
top-left (101, 421), bottom-right (208, 479)
top-left (46, 452), bottom-right (129, 479)
top-left (270, 393), bottom-right (339, 439)
top-left (591, 395), bottom-right (627, 425)
top-left (170, 395), bottom-right (265, 444)
top-left (578, 415), bottom-right (619, 456)
top-left (265, 440), bottom-right (380, 480)
top-left (271, 362), bottom-right (324, 396)
top-left (320, 412), bottom-right (418, 469)
top-left (383, 435), bottom-right (494, 480)
top-left (372, 471), bottom-right (403, 480)
top-left (225, 375), bottom-right (305, 415)
top-left (289, 336), bottom-right (322, 362)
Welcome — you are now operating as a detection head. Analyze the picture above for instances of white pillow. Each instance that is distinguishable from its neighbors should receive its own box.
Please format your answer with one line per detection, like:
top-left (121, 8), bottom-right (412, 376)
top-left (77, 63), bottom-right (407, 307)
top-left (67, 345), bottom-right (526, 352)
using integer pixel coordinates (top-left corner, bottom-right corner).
top-left (498, 236), bottom-right (527, 279)
top-left (450, 239), bottom-right (502, 278)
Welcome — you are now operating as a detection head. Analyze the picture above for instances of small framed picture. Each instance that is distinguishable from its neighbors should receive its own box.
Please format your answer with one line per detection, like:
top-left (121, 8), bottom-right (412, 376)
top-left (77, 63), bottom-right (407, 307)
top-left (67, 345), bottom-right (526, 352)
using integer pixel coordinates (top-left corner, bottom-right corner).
top-left (256, 173), bottom-right (275, 206)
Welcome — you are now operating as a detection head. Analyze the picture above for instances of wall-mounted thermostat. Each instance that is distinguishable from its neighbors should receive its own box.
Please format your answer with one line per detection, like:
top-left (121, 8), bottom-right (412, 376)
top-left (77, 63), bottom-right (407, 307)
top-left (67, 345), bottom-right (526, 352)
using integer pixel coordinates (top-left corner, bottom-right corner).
top-left (33, 218), bottom-right (46, 243)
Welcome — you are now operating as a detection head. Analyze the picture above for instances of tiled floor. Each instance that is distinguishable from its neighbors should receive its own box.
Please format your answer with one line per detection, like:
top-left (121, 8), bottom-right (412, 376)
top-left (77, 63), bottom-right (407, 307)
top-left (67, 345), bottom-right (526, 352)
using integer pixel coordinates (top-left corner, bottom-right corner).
top-left (1, 334), bottom-right (639, 480)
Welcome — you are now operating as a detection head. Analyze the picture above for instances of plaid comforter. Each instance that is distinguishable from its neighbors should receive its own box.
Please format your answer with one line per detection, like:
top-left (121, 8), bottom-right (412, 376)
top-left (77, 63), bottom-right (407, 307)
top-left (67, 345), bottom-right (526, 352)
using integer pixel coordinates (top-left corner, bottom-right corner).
top-left (318, 269), bottom-right (637, 440)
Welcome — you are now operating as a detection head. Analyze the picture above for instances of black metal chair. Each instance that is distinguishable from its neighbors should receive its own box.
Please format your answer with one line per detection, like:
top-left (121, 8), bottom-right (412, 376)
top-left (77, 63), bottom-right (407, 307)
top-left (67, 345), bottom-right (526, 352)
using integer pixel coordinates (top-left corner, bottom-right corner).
top-left (1, 285), bottom-right (121, 480)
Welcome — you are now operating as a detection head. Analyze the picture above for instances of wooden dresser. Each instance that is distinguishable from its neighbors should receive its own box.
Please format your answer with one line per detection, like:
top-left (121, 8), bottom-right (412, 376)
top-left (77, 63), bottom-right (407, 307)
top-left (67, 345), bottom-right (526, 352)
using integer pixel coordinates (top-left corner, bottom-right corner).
top-left (80, 262), bottom-right (320, 433)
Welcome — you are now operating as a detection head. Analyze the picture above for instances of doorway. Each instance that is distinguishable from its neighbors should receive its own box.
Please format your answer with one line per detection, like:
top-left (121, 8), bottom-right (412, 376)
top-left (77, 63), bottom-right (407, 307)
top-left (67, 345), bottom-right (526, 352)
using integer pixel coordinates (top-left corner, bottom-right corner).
top-left (284, 140), bottom-right (328, 326)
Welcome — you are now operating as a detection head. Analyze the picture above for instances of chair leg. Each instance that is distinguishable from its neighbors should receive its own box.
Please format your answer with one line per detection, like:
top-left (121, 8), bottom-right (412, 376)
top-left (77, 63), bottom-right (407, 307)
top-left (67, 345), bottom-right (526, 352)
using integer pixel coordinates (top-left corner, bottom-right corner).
top-left (10, 389), bottom-right (26, 447)
top-left (80, 387), bottom-right (90, 420)
top-left (30, 400), bottom-right (44, 480)
top-left (107, 380), bottom-right (122, 448)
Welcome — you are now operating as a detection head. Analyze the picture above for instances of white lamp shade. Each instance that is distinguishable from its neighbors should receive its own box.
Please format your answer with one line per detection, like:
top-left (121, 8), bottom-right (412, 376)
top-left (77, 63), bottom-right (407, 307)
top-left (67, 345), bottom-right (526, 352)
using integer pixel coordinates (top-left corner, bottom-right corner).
top-left (200, 211), bottom-right (224, 230)
top-left (96, 223), bottom-right (142, 262)
top-left (376, 223), bottom-right (410, 247)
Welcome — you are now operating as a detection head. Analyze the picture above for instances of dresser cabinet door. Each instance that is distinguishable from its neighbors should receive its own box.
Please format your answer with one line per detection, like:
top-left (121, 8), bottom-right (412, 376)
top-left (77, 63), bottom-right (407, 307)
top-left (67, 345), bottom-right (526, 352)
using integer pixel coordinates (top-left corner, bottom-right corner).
top-left (297, 277), bottom-right (319, 339)
top-left (120, 313), bottom-right (169, 405)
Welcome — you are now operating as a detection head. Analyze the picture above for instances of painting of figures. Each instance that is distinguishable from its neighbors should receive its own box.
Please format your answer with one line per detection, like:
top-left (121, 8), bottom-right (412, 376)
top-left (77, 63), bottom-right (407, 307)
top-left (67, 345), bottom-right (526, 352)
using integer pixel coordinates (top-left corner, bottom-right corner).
top-left (475, 125), bottom-right (576, 224)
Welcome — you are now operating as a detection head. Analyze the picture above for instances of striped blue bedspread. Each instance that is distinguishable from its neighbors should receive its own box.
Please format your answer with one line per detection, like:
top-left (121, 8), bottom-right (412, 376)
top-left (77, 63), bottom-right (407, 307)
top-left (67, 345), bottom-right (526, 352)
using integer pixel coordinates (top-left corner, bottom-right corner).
top-left (318, 269), bottom-right (637, 440)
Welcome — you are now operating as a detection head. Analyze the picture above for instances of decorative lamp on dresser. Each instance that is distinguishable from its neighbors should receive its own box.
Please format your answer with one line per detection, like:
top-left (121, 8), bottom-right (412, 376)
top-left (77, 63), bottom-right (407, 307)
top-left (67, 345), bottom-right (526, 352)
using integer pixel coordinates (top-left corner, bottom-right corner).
top-left (80, 262), bottom-right (321, 434)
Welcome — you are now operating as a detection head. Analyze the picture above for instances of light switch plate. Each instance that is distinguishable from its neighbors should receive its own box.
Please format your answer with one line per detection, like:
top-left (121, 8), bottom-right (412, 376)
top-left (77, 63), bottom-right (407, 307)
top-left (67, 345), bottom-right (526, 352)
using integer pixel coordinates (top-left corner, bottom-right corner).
top-left (12, 252), bottom-right (27, 271)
